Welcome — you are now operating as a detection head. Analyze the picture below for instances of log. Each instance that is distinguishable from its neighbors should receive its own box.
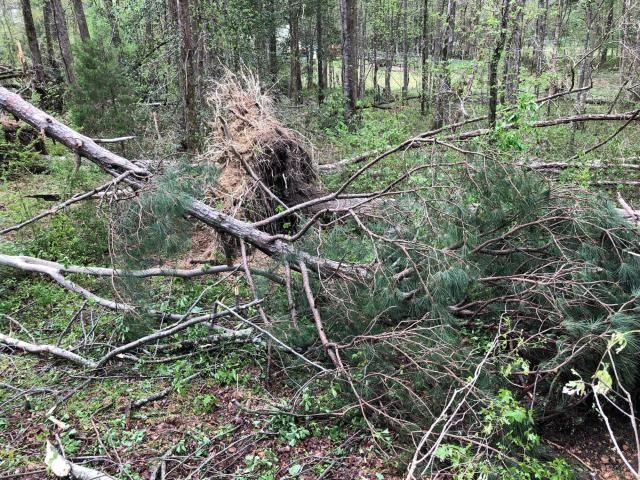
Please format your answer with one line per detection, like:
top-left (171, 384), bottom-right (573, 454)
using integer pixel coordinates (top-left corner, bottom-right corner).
top-left (45, 441), bottom-right (116, 479)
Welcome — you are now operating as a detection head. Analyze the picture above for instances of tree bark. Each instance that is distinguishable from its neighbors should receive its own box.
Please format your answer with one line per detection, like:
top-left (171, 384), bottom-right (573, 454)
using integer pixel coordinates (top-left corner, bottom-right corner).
top-left (599, 0), bottom-right (614, 64)
top-left (532, 0), bottom-right (548, 79)
top-left (317, 0), bottom-right (326, 104)
top-left (487, 0), bottom-right (511, 128)
top-left (268, 0), bottom-right (278, 83)
top-left (402, 0), bottom-right (409, 101)
top-left (502, 0), bottom-right (524, 104)
top-left (420, 0), bottom-right (430, 115)
top-left (176, 0), bottom-right (198, 151)
top-left (340, 0), bottom-right (358, 122)
top-left (70, 0), bottom-right (90, 42)
top-left (432, 0), bottom-right (455, 129)
top-left (50, 0), bottom-right (75, 83)
top-left (289, 0), bottom-right (303, 104)
top-left (20, 0), bottom-right (46, 84)
top-left (43, 0), bottom-right (57, 69)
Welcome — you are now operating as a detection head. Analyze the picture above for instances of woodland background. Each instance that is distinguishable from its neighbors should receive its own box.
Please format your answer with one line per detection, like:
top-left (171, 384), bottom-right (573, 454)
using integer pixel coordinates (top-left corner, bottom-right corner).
top-left (1, 0), bottom-right (640, 478)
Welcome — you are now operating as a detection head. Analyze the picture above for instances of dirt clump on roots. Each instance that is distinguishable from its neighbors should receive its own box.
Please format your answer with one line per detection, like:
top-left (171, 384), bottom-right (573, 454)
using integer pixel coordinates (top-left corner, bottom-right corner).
top-left (202, 72), bottom-right (320, 234)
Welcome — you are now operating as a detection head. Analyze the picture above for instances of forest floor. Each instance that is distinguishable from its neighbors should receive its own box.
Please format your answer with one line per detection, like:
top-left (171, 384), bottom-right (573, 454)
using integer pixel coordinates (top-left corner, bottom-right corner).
top-left (0, 152), bottom-right (635, 480)
top-left (3, 68), bottom-right (640, 479)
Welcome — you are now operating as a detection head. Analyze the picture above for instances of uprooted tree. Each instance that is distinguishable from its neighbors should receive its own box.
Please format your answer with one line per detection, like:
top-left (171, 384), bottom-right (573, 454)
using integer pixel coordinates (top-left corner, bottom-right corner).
top-left (3, 77), bottom-right (640, 478)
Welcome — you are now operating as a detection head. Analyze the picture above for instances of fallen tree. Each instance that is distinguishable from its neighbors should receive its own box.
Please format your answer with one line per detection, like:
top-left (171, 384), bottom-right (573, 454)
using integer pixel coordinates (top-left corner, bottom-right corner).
top-left (0, 86), bottom-right (369, 278)
top-left (4, 84), bottom-right (640, 479)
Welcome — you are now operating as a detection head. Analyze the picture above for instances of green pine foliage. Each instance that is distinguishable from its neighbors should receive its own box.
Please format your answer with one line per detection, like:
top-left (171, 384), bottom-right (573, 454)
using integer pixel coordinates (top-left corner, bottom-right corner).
top-left (0, 134), bottom-right (47, 180)
top-left (270, 158), bottom-right (640, 464)
top-left (68, 37), bottom-right (138, 137)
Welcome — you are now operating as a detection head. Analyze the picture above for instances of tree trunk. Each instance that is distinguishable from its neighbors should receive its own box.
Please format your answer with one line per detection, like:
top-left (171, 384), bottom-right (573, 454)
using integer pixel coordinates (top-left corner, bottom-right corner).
top-left (306, 43), bottom-right (314, 90)
top-left (487, 0), bottom-right (511, 128)
top-left (70, 0), bottom-right (90, 42)
top-left (268, 0), bottom-right (278, 84)
top-left (599, 0), bottom-right (614, 64)
top-left (420, 0), bottom-right (430, 115)
top-left (288, 0), bottom-right (303, 104)
top-left (103, 0), bottom-right (121, 45)
top-left (432, 0), bottom-right (455, 129)
top-left (43, 0), bottom-right (57, 69)
top-left (358, 5), bottom-right (366, 98)
top-left (51, 0), bottom-right (75, 84)
top-left (532, 0), bottom-right (548, 79)
top-left (316, 0), bottom-right (325, 104)
top-left (573, 0), bottom-right (593, 135)
top-left (176, 0), bottom-right (198, 151)
top-left (503, 0), bottom-right (524, 104)
top-left (547, 0), bottom-right (563, 99)
top-left (402, 0), bottom-right (409, 101)
top-left (340, 0), bottom-right (358, 122)
top-left (20, 0), bottom-right (46, 84)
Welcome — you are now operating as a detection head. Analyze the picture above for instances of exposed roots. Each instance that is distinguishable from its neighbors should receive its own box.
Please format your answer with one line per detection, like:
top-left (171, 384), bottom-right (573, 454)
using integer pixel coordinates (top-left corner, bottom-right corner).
top-left (203, 71), bottom-right (320, 234)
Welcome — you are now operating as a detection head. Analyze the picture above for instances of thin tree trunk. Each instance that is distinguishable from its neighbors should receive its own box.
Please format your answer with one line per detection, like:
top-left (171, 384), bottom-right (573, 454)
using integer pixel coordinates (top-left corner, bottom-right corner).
top-left (103, 0), bottom-right (120, 45)
top-left (402, 0), bottom-right (409, 101)
top-left (432, 0), bottom-right (454, 129)
top-left (20, 0), bottom-right (46, 84)
top-left (503, 0), bottom-right (524, 104)
top-left (317, 0), bottom-right (325, 104)
top-left (533, 0), bottom-right (548, 78)
top-left (70, 0), bottom-right (90, 42)
top-left (420, 0), bottom-right (430, 115)
top-left (288, 0), bottom-right (302, 104)
top-left (176, 0), bottom-right (198, 150)
top-left (340, 0), bottom-right (358, 122)
top-left (487, 0), bottom-right (511, 128)
top-left (599, 0), bottom-right (614, 64)
top-left (573, 0), bottom-right (593, 135)
top-left (51, 0), bottom-right (75, 83)
top-left (358, 5), bottom-right (366, 98)
top-left (268, 0), bottom-right (278, 83)
top-left (306, 42), bottom-right (314, 90)
top-left (42, 0), bottom-right (58, 70)
top-left (547, 0), bottom-right (563, 100)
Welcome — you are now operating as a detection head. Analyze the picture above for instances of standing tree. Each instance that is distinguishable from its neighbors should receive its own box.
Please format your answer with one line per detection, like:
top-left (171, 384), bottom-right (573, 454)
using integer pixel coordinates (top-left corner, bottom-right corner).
top-left (51, 0), bottom-right (75, 83)
top-left (316, 0), bottom-right (326, 104)
top-left (487, 0), bottom-right (511, 128)
top-left (20, 0), bottom-right (46, 85)
top-left (432, 0), bottom-right (455, 129)
top-left (42, 0), bottom-right (58, 71)
top-left (103, 0), bottom-right (121, 45)
top-left (340, 0), bottom-right (358, 122)
top-left (70, 0), bottom-right (90, 42)
top-left (420, 0), bottom-right (430, 115)
top-left (502, 0), bottom-right (524, 104)
top-left (176, 0), bottom-right (198, 150)
top-left (289, 0), bottom-right (303, 104)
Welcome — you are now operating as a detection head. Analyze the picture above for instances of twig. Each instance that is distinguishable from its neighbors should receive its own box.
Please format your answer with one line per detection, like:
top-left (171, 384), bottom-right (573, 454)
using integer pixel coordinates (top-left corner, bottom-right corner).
top-left (297, 260), bottom-right (342, 370)
top-left (215, 300), bottom-right (329, 373)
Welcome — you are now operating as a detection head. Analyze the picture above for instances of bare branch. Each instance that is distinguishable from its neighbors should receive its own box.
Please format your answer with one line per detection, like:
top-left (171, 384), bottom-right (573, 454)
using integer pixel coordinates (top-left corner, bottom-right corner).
top-left (0, 333), bottom-right (98, 368)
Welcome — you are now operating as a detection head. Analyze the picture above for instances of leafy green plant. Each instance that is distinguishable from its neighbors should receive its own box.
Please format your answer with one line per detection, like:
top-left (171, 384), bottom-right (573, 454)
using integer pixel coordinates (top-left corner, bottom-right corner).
top-left (269, 415), bottom-right (311, 446)
top-left (434, 389), bottom-right (574, 479)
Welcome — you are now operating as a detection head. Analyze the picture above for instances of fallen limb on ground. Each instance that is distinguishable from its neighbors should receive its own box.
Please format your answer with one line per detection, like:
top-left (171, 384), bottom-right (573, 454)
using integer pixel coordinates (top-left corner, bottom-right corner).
top-left (45, 441), bottom-right (116, 479)
top-left (0, 333), bottom-right (98, 368)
